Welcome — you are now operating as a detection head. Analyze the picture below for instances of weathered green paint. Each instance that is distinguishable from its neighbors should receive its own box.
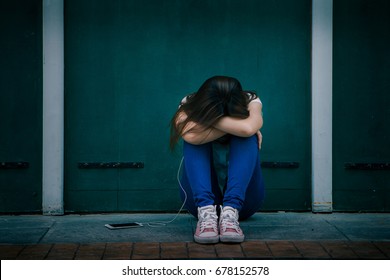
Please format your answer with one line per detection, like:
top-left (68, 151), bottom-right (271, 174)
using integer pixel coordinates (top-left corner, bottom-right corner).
top-left (333, 0), bottom-right (390, 211)
top-left (65, 0), bottom-right (311, 212)
top-left (0, 0), bottom-right (42, 212)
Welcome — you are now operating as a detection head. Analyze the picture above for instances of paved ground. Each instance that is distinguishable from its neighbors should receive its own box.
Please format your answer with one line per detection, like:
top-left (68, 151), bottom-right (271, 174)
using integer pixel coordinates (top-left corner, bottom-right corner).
top-left (1, 212), bottom-right (389, 259)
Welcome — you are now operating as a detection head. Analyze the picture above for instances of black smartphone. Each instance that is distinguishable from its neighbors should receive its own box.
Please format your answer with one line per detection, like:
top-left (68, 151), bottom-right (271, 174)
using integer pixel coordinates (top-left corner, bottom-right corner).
top-left (104, 222), bottom-right (143, 229)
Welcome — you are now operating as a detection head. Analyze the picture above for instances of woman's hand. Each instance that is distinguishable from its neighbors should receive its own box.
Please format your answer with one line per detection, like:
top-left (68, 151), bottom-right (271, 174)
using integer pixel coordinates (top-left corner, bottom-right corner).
top-left (256, 130), bottom-right (262, 149)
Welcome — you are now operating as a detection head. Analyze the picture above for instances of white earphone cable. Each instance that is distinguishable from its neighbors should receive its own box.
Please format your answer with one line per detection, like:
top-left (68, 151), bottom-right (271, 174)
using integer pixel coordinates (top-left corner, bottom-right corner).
top-left (146, 157), bottom-right (187, 227)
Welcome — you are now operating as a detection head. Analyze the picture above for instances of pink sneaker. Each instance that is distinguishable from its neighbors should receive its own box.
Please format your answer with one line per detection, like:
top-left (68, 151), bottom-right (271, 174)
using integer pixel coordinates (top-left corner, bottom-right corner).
top-left (194, 205), bottom-right (219, 244)
top-left (219, 206), bottom-right (245, 243)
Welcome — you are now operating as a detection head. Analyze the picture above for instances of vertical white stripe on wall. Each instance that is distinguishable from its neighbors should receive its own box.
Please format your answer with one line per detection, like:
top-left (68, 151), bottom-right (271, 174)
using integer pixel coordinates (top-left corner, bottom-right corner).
top-left (311, 0), bottom-right (333, 212)
top-left (42, 0), bottom-right (64, 215)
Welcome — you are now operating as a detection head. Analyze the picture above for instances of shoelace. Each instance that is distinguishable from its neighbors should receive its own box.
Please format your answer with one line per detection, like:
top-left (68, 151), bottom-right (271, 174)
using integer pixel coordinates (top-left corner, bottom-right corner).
top-left (199, 208), bottom-right (218, 232)
top-left (220, 209), bottom-right (240, 232)
top-left (199, 220), bottom-right (218, 232)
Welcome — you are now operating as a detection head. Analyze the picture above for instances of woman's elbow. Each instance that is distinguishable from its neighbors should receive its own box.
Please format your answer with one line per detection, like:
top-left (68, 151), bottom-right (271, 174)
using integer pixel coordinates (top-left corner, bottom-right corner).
top-left (241, 123), bottom-right (263, 137)
top-left (182, 133), bottom-right (202, 145)
top-left (241, 127), bottom-right (257, 137)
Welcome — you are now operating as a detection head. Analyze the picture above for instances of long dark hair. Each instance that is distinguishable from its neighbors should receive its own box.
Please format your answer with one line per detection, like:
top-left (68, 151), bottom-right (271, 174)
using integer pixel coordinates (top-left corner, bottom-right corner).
top-left (170, 76), bottom-right (257, 150)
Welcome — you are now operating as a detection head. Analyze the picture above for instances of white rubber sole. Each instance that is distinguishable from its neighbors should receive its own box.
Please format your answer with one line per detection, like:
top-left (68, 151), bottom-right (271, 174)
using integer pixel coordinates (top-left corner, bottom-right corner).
top-left (194, 235), bottom-right (220, 244)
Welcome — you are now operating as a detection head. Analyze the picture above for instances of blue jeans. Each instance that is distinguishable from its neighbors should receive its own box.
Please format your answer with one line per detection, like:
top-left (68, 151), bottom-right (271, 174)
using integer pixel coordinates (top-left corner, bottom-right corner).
top-left (179, 135), bottom-right (265, 220)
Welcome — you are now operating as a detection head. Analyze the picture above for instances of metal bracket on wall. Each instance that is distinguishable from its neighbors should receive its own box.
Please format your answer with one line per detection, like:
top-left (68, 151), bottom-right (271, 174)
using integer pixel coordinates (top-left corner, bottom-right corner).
top-left (344, 163), bottom-right (390, 170)
top-left (0, 162), bottom-right (29, 169)
top-left (78, 162), bottom-right (144, 169)
top-left (261, 161), bottom-right (299, 169)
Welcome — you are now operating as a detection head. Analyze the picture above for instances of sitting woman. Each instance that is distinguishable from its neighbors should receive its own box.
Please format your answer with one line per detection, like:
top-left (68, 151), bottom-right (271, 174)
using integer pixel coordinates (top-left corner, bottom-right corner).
top-left (170, 76), bottom-right (265, 244)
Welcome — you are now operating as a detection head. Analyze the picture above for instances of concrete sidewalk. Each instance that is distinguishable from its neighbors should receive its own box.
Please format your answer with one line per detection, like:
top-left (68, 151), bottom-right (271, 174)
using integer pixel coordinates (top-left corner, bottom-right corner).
top-left (1, 212), bottom-right (389, 259)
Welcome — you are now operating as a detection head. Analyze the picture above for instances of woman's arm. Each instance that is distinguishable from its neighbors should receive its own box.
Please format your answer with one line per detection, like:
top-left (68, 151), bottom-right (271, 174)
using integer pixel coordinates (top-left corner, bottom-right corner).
top-left (214, 102), bottom-right (263, 137)
top-left (176, 111), bottom-right (227, 145)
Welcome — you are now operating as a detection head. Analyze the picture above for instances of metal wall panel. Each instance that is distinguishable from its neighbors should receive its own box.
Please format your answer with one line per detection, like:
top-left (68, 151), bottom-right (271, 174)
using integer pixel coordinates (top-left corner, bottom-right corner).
top-left (64, 0), bottom-right (312, 212)
top-left (0, 0), bottom-right (43, 212)
top-left (333, 0), bottom-right (390, 211)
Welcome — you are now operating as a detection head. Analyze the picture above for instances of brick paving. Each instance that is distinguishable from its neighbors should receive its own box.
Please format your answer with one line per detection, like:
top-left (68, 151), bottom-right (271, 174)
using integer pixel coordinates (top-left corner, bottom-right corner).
top-left (1, 241), bottom-right (389, 260)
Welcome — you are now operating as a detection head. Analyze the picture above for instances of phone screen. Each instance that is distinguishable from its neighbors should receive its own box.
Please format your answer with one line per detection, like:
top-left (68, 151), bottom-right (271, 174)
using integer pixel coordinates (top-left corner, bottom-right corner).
top-left (105, 222), bottom-right (143, 229)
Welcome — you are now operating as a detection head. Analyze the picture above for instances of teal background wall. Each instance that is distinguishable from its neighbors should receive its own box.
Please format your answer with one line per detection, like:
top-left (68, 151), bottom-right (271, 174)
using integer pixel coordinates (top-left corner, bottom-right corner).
top-left (0, 0), bottom-right (43, 212)
top-left (333, 0), bottom-right (390, 211)
top-left (64, 0), bottom-right (312, 212)
top-left (3, 0), bottom-right (388, 213)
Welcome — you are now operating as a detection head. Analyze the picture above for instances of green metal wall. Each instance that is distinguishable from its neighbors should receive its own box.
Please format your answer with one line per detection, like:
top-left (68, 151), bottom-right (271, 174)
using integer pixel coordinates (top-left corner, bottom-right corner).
top-left (3, 1), bottom-right (387, 214)
top-left (0, 0), bottom-right (42, 212)
top-left (333, 0), bottom-right (390, 211)
top-left (64, 0), bottom-right (312, 212)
